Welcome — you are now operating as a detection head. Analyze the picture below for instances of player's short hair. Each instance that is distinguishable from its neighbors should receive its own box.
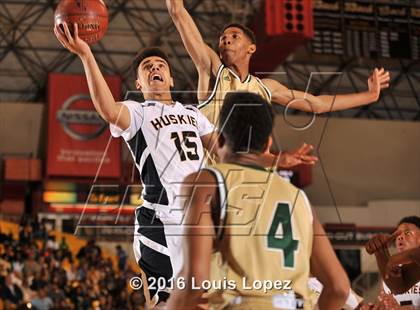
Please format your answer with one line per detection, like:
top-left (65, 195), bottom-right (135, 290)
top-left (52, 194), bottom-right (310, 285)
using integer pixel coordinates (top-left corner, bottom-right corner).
top-left (398, 216), bottom-right (420, 229)
top-left (222, 23), bottom-right (256, 44)
top-left (132, 47), bottom-right (171, 77)
top-left (219, 92), bottom-right (274, 153)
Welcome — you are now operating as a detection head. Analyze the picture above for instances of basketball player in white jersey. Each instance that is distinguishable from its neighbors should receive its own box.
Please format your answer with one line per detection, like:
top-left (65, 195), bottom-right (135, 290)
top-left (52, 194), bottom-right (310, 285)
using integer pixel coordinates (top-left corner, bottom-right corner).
top-left (366, 216), bottom-right (420, 309)
top-left (54, 23), bottom-right (216, 307)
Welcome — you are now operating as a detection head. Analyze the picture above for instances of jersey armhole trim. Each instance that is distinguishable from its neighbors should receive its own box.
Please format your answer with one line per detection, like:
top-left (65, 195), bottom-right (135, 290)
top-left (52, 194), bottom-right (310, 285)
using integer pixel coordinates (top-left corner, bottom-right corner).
top-left (203, 167), bottom-right (228, 241)
top-left (256, 77), bottom-right (272, 102)
top-left (300, 190), bottom-right (313, 224)
top-left (198, 64), bottom-right (225, 109)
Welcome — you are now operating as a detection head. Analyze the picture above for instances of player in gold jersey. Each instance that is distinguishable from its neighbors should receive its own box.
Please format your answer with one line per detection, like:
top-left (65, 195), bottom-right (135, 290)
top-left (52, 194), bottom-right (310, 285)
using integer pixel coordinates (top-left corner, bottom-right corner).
top-left (166, 0), bottom-right (390, 168)
top-left (167, 0), bottom-right (390, 118)
top-left (166, 92), bottom-right (350, 310)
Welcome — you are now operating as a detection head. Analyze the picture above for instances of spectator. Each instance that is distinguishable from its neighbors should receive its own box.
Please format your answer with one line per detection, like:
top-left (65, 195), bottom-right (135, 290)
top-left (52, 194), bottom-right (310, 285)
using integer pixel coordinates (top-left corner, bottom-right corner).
top-left (31, 284), bottom-right (53, 310)
top-left (45, 235), bottom-right (58, 251)
top-left (116, 245), bottom-right (127, 272)
top-left (0, 227), bottom-right (9, 244)
top-left (0, 215), bottom-right (145, 310)
top-left (0, 272), bottom-right (24, 307)
top-left (19, 224), bottom-right (33, 245)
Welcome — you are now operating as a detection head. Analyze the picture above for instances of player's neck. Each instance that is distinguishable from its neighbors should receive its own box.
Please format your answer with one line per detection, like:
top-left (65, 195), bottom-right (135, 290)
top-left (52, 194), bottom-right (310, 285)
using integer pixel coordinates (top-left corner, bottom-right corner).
top-left (224, 153), bottom-right (266, 169)
top-left (144, 92), bottom-right (173, 105)
top-left (227, 62), bottom-right (250, 82)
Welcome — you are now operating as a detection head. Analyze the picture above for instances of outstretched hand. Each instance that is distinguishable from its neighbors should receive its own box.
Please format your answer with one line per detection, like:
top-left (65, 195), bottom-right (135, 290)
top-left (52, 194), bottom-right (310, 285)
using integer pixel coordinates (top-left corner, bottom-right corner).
top-left (368, 68), bottom-right (390, 102)
top-left (54, 22), bottom-right (91, 58)
top-left (278, 143), bottom-right (318, 169)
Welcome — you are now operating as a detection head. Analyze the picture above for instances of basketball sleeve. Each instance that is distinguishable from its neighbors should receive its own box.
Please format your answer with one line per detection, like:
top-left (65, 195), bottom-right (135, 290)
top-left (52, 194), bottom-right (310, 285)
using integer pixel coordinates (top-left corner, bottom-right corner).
top-left (195, 107), bottom-right (214, 136)
top-left (109, 100), bottom-right (143, 141)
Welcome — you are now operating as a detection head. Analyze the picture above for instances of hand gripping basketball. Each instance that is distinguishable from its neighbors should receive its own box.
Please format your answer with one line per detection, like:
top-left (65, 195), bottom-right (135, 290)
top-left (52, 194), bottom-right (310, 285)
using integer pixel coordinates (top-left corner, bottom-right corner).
top-left (54, 0), bottom-right (108, 45)
top-left (54, 22), bottom-right (91, 58)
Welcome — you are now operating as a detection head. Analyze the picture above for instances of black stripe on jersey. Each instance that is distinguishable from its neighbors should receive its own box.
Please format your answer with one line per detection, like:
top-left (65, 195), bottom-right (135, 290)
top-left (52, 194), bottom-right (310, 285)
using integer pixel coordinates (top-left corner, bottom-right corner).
top-left (142, 102), bottom-right (156, 107)
top-left (184, 106), bottom-right (196, 112)
top-left (203, 167), bottom-right (228, 241)
top-left (127, 129), bottom-right (169, 205)
top-left (141, 155), bottom-right (169, 205)
top-left (256, 77), bottom-right (272, 101)
top-left (400, 301), bottom-right (413, 306)
top-left (127, 127), bottom-right (148, 164)
top-left (197, 64), bottom-right (225, 109)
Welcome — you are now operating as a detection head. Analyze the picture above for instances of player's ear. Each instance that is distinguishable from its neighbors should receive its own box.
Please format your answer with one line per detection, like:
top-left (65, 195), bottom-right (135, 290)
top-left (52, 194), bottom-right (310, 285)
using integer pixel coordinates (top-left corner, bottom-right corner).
top-left (135, 79), bottom-right (142, 90)
top-left (247, 43), bottom-right (256, 55)
top-left (170, 76), bottom-right (174, 88)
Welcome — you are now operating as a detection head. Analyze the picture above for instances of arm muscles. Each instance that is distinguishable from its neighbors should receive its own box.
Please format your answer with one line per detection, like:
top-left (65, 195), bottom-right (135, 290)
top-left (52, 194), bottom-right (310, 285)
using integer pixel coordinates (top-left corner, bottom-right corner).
top-left (81, 51), bottom-right (130, 130)
top-left (167, 0), bottom-right (221, 75)
top-left (310, 209), bottom-right (350, 309)
top-left (166, 171), bottom-right (217, 309)
top-left (263, 78), bottom-right (376, 114)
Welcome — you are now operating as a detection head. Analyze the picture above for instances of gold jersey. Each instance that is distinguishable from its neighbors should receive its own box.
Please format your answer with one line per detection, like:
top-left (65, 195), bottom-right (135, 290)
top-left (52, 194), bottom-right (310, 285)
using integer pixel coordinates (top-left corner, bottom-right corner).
top-left (206, 163), bottom-right (314, 310)
top-left (198, 65), bottom-right (272, 125)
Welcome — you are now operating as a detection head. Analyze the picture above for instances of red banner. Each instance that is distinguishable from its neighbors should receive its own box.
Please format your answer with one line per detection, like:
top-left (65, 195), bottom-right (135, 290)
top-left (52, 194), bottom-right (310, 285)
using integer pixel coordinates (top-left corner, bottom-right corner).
top-left (47, 73), bottom-right (121, 178)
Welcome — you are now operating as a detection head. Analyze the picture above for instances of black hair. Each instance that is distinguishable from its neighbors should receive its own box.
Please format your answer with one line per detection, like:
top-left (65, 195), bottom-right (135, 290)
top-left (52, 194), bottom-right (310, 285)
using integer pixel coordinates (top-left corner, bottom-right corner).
top-left (132, 47), bottom-right (171, 77)
top-left (398, 216), bottom-right (420, 229)
top-left (222, 23), bottom-right (256, 44)
top-left (219, 92), bottom-right (274, 153)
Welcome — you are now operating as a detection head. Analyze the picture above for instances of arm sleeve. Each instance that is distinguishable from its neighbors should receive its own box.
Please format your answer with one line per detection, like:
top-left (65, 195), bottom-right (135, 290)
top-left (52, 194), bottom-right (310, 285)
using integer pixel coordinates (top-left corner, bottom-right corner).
top-left (109, 100), bottom-right (143, 141)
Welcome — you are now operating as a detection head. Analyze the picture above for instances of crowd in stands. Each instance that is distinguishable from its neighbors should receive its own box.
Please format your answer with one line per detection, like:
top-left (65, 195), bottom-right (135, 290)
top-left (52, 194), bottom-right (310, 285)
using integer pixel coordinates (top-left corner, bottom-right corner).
top-left (0, 216), bottom-right (145, 310)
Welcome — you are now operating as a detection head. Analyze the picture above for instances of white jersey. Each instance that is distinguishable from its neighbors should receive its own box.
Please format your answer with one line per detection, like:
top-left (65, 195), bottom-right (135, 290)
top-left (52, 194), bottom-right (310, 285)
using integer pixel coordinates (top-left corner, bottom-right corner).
top-left (110, 100), bottom-right (214, 212)
top-left (383, 281), bottom-right (420, 308)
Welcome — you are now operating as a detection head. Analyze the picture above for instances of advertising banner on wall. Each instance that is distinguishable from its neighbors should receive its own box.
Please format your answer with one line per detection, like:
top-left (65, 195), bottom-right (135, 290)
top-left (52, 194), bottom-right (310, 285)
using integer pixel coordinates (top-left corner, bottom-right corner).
top-left (47, 73), bottom-right (121, 178)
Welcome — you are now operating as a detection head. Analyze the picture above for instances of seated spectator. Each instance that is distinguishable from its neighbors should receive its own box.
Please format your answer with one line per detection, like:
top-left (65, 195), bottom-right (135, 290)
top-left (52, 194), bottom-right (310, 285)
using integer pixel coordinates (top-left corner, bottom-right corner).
top-left (31, 283), bottom-right (53, 310)
top-left (116, 245), bottom-right (127, 272)
top-left (0, 272), bottom-right (24, 308)
top-left (19, 224), bottom-right (33, 245)
top-left (0, 216), bottom-right (146, 310)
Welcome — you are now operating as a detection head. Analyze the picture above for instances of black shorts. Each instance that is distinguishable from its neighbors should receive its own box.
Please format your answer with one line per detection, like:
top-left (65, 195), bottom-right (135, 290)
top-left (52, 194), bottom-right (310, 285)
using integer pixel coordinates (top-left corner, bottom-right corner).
top-left (133, 207), bottom-right (173, 304)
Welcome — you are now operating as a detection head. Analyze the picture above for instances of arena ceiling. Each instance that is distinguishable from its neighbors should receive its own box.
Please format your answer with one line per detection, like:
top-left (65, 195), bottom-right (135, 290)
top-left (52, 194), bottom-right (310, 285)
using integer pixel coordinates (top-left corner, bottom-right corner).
top-left (0, 0), bottom-right (419, 121)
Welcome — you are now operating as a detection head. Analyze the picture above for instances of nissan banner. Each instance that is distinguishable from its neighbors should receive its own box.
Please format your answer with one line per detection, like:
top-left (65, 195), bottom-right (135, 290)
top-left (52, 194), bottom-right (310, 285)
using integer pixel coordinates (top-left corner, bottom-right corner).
top-left (47, 73), bottom-right (121, 178)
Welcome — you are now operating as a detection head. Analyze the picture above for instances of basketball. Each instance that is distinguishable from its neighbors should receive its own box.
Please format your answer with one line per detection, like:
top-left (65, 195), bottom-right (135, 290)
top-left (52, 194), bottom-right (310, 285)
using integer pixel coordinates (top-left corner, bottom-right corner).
top-left (54, 0), bottom-right (109, 44)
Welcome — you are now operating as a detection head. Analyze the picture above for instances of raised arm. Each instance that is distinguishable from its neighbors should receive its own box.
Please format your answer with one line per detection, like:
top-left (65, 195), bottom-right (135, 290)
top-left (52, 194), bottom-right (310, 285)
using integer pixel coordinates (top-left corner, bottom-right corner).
top-left (166, 0), bottom-right (221, 76)
top-left (310, 209), bottom-right (350, 309)
top-left (166, 171), bottom-right (217, 310)
top-left (263, 68), bottom-right (390, 113)
top-left (54, 22), bottom-right (130, 130)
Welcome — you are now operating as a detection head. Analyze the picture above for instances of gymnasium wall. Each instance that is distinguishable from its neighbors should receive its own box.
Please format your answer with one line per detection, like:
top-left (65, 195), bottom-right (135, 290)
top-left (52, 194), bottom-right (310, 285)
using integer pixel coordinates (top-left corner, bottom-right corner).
top-left (0, 102), bottom-right (45, 157)
top-left (315, 200), bottom-right (420, 227)
top-left (273, 114), bottom-right (420, 206)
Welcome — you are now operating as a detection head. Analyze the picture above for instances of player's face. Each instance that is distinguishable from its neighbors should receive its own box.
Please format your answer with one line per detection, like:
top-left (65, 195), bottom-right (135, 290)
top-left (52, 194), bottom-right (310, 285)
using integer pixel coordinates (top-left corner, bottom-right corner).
top-left (395, 223), bottom-right (420, 252)
top-left (219, 27), bottom-right (256, 66)
top-left (136, 56), bottom-right (174, 93)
